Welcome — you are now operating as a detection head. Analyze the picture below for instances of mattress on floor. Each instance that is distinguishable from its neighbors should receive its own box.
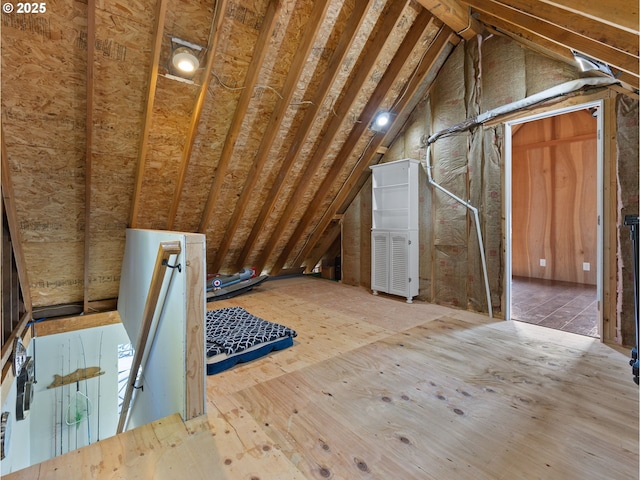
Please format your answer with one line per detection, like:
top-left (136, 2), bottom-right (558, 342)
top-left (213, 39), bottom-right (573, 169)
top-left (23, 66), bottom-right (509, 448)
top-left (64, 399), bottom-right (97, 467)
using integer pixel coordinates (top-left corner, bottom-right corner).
top-left (206, 306), bottom-right (297, 375)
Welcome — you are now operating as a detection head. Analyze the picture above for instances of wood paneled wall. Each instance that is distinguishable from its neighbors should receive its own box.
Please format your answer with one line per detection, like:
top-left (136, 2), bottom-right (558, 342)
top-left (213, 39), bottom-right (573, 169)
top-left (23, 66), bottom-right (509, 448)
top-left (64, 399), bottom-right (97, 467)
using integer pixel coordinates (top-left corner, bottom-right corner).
top-left (512, 110), bottom-right (597, 285)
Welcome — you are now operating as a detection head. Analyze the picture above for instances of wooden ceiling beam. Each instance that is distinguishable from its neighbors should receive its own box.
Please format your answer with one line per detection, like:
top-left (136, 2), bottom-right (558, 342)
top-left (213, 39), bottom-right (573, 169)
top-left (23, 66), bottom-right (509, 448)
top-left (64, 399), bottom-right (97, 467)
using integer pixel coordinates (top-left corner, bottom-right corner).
top-left (269, 10), bottom-right (437, 276)
top-left (540, 0), bottom-right (638, 34)
top-left (234, 0), bottom-right (393, 272)
top-left (462, 0), bottom-right (639, 78)
top-left (128, 0), bottom-right (169, 228)
top-left (208, 0), bottom-right (332, 273)
top-left (477, 12), bottom-right (576, 62)
top-left (198, 0), bottom-right (282, 234)
top-left (476, 12), bottom-right (640, 89)
top-left (166, 0), bottom-right (229, 230)
top-left (415, 0), bottom-right (481, 40)
top-left (252, 0), bottom-right (413, 274)
top-left (483, 0), bottom-right (637, 57)
top-left (83, 0), bottom-right (96, 313)
top-left (298, 26), bottom-right (455, 273)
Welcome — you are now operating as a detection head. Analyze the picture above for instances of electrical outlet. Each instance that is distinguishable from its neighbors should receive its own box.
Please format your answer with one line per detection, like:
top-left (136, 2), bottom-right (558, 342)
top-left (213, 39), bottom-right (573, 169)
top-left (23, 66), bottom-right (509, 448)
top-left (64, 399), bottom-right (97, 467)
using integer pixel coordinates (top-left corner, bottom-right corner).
top-left (583, 262), bottom-right (590, 271)
top-left (539, 259), bottom-right (546, 267)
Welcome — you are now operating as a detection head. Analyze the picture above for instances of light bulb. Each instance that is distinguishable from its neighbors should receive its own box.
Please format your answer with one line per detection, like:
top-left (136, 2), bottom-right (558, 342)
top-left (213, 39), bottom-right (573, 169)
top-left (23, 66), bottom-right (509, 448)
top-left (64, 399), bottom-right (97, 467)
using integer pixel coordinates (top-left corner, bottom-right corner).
top-left (172, 48), bottom-right (199, 74)
top-left (375, 112), bottom-right (390, 127)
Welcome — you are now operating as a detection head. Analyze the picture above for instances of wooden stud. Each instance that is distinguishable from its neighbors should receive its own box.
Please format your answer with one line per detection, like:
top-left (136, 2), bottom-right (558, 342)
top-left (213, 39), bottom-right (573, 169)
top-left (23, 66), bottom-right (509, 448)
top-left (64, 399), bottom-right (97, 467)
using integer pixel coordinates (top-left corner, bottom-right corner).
top-left (184, 235), bottom-right (205, 420)
top-left (83, 0), bottom-right (96, 313)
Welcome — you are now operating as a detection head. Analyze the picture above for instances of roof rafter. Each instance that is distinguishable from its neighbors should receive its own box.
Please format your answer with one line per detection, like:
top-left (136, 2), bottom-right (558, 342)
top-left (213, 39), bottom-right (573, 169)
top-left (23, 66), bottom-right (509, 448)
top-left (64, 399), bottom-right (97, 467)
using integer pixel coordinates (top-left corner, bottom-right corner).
top-left (1, 129), bottom-right (32, 312)
top-left (540, 0), bottom-right (638, 34)
top-left (461, 0), bottom-right (639, 81)
top-left (198, 0), bottom-right (283, 233)
top-left (83, 0), bottom-right (96, 313)
top-left (486, 0), bottom-right (637, 56)
top-left (209, 0), bottom-right (332, 272)
top-left (301, 27), bottom-right (455, 271)
top-left (269, 9), bottom-right (437, 276)
top-left (475, 11), bottom-right (640, 89)
top-left (252, 0), bottom-right (415, 274)
top-left (233, 0), bottom-right (389, 272)
top-left (128, 0), bottom-right (169, 228)
top-left (166, 0), bottom-right (229, 230)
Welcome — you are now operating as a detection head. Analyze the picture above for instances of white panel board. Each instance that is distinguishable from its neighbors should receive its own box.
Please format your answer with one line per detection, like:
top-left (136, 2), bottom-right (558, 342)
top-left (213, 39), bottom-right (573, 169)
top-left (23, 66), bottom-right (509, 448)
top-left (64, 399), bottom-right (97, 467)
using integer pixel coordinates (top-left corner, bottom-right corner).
top-left (117, 229), bottom-right (203, 431)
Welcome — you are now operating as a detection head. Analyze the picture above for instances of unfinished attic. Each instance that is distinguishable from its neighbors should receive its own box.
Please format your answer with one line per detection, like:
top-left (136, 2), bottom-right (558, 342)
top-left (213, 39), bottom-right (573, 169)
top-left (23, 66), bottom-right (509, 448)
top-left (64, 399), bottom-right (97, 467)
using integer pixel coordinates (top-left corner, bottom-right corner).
top-left (1, 0), bottom-right (639, 478)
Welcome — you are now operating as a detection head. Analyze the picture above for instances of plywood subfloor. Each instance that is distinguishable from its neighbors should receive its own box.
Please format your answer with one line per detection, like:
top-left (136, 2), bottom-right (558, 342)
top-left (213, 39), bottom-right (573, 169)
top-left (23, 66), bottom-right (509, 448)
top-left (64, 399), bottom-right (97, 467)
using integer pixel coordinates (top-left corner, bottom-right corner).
top-left (5, 276), bottom-right (638, 479)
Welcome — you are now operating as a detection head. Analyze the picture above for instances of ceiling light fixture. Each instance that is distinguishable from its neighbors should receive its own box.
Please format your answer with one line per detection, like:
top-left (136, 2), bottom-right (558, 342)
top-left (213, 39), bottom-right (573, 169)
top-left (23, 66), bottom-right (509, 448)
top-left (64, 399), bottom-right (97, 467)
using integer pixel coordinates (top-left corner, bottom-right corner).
top-left (169, 38), bottom-right (203, 80)
top-left (370, 111), bottom-right (395, 133)
top-left (172, 46), bottom-right (199, 73)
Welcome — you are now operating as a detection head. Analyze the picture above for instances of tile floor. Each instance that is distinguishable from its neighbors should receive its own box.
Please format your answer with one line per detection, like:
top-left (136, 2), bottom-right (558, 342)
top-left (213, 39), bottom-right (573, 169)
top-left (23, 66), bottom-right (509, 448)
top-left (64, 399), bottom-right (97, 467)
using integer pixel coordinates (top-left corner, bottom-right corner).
top-left (511, 276), bottom-right (599, 338)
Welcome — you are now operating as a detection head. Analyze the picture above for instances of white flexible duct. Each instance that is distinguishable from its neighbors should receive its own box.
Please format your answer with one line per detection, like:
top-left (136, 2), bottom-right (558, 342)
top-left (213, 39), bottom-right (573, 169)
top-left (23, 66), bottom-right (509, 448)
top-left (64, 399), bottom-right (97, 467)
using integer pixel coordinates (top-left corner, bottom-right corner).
top-left (423, 76), bottom-right (618, 318)
top-left (425, 144), bottom-right (493, 317)
top-left (427, 77), bottom-right (617, 144)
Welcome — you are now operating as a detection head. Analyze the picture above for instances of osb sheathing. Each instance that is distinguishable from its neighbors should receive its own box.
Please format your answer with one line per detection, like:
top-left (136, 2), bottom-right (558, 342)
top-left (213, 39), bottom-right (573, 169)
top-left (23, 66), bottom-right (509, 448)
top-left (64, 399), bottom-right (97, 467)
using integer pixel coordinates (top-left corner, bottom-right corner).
top-left (2, 1), bottom-right (88, 306)
top-left (343, 33), bottom-right (640, 320)
top-left (87, 5), bottom-right (155, 302)
top-left (616, 96), bottom-right (639, 345)
top-left (133, 0), bottom-right (215, 230)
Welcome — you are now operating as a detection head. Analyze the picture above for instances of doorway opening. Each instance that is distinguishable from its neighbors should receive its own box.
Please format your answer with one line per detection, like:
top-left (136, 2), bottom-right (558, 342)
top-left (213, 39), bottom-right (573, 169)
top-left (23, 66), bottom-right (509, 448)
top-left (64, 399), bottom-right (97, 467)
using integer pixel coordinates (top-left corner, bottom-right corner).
top-left (505, 102), bottom-right (603, 338)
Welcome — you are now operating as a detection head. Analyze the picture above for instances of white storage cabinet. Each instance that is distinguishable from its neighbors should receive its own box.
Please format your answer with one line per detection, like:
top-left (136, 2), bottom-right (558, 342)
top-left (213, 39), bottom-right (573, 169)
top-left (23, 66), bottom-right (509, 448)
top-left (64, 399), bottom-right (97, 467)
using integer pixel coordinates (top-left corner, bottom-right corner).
top-left (370, 159), bottom-right (419, 303)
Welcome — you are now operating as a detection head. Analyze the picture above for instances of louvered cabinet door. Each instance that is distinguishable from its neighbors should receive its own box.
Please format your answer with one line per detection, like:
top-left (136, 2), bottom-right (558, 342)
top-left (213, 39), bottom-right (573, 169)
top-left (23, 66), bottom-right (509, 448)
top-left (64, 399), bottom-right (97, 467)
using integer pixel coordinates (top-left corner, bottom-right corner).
top-left (371, 230), bottom-right (389, 293)
top-left (389, 232), bottom-right (409, 297)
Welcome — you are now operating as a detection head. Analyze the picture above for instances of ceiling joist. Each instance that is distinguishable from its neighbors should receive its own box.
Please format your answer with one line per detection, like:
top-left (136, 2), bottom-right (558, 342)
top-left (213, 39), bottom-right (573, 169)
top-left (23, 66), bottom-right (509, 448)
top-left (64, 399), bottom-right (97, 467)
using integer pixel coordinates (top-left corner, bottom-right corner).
top-left (415, 0), bottom-right (481, 39)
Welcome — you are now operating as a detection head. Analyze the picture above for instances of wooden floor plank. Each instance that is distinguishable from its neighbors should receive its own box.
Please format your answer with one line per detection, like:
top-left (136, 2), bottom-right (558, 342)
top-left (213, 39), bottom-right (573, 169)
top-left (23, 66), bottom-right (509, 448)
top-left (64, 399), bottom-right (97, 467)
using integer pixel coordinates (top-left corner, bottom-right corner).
top-left (4, 276), bottom-right (637, 479)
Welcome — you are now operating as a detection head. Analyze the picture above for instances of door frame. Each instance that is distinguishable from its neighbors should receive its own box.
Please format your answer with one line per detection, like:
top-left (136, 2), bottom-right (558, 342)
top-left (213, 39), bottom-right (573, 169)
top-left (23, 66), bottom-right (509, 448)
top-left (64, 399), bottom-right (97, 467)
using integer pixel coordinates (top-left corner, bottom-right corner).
top-left (504, 99), bottom-right (604, 337)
